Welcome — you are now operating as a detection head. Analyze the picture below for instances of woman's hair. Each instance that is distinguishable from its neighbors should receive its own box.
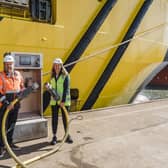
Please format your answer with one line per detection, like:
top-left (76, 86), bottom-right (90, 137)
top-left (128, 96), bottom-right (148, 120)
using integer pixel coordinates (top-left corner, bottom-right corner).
top-left (51, 64), bottom-right (68, 78)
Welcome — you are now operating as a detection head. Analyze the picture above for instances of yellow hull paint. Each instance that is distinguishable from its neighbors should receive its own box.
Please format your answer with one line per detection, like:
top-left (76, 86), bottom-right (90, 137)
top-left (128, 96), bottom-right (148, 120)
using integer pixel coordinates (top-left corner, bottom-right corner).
top-left (93, 0), bottom-right (168, 108)
top-left (0, 0), bottom-right (167, 115)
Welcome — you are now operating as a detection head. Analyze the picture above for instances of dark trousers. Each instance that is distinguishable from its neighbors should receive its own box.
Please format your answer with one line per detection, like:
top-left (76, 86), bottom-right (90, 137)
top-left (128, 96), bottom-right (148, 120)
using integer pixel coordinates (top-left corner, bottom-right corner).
top-left (51, 105), bottom-right (69, 136)
top-left (0, 103), bottom-right (20, 147)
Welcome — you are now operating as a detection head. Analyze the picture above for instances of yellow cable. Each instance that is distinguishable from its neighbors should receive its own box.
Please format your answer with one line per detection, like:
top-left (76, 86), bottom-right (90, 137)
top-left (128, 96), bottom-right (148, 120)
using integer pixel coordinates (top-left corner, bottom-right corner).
top-left (2, 99), bottom-right (27, 168)
top-left (15, 107), bottom-right (82, 167)
top-left (20, 106), bottom-right (70, 166)
top-left (2, 98), bottom-right (83, 168)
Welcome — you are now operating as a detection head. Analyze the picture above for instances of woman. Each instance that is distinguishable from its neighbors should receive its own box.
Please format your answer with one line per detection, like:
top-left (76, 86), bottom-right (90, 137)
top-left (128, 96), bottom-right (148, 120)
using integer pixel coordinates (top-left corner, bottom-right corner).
top-left (49, 58), bottom-right (73, 145)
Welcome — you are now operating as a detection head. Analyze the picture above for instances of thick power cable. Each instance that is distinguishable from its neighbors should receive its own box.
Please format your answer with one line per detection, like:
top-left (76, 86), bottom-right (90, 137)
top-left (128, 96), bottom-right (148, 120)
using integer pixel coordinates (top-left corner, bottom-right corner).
top-left (2, 99), bottom-right (27, 168)
top-left (2, 98), bottom-right (82, 168)
top-left (2, 84), bottom-right (83, 168)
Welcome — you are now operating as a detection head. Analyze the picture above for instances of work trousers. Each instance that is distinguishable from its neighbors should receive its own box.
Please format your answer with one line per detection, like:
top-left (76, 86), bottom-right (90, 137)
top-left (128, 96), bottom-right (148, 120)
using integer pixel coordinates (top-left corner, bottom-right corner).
top-left (0, 103), bottom-right (20, 147)
top-left (51, 105), bottom-right (70, 136)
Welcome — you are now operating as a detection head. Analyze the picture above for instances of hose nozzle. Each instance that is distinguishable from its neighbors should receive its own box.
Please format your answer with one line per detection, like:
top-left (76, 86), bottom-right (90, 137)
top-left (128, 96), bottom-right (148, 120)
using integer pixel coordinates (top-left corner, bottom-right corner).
top-left (44, 82), bottom-right (60, 101)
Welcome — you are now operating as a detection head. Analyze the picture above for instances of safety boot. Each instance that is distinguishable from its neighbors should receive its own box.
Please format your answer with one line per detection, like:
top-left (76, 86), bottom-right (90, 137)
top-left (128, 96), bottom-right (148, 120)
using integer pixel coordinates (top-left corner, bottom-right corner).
top-left (50, 136), bottom-right (57, 145)
top-left (10, 143), bottom-right (21, 151)
top-left (65, 135), bottom-right (73, 144)
top-left (0, 147), bottom-right (5, 158)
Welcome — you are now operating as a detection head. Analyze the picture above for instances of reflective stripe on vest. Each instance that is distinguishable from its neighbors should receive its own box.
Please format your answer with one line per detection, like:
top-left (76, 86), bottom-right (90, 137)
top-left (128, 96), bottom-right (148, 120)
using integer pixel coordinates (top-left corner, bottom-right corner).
top-left (50, 74), bottom-right (71, 106)
top-left (6, 90), bottom-right (20, 94)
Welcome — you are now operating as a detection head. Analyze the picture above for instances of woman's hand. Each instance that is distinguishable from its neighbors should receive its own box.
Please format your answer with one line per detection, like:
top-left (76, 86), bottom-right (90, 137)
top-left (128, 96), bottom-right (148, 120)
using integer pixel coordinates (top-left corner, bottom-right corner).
top-left (59, 102), bottom-right (65, 108)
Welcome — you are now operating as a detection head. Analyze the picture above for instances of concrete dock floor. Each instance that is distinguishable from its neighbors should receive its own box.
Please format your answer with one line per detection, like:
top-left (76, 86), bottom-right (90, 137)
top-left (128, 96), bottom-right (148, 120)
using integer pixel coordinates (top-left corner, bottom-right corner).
top-left (1, 99), bottom-right (168, 168)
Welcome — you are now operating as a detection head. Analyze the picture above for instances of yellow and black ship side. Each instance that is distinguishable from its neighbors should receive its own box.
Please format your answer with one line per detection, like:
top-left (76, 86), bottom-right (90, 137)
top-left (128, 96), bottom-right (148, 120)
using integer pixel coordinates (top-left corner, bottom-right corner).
top-left (0, 0), bottom-right (168, 115)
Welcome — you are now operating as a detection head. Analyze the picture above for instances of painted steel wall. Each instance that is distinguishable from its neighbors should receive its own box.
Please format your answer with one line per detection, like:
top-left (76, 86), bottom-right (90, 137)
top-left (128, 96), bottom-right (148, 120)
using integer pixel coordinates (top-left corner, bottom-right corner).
top-left (0, 0), bottom-right (167, 114)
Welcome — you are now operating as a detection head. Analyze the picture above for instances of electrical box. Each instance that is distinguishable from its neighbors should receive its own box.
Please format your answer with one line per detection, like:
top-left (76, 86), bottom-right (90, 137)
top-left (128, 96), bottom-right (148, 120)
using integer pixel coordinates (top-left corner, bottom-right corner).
top-left (12, 52), bottom-right (43, 119)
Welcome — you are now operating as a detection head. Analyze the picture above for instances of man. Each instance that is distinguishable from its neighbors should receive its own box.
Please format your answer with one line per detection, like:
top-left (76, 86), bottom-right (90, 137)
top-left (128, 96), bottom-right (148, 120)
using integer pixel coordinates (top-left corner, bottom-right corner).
top-left (0, 53), bottom-right (24, 157)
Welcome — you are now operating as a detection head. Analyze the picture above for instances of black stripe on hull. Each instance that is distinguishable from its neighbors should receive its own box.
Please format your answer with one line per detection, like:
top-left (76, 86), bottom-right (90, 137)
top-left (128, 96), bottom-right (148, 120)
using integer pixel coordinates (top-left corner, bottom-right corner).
top-left (43, 0), bottom-right (117, 113)
top-left (0, 17), bottom-right (3, 21)
top-left (130, 49), bottom-right (168, 103)
top-left (163, 49), bottom-right (168, 61)
top-left (64, 0), bottom-right (117, 72)
top-left (81, 0), bottom-right (153, 110)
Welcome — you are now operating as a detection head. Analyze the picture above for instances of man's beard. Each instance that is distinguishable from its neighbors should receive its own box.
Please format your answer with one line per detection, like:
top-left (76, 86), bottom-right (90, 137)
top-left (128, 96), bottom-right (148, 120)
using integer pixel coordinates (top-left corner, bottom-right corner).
top-left (4, 66), bottom-right (14, 76)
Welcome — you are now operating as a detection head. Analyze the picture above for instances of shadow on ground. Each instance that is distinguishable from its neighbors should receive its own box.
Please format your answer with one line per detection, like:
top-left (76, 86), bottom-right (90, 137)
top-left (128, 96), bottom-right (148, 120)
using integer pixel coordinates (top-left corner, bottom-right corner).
top-left (1, 141), bottom-right (52, 160)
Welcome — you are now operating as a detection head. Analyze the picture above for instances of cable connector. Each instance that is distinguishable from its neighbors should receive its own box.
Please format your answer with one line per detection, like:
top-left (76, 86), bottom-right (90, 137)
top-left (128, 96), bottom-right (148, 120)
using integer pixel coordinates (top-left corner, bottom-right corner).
top-left (44, 82), bottom-right (60, 101)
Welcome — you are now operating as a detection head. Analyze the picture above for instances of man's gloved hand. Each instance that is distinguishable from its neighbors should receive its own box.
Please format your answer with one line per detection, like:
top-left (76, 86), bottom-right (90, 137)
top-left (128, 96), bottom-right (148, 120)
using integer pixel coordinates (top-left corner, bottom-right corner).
top-left (0, 94), bottom-right (10, 109)
top-left (7, 103), bottom-right (14, 111)
top-left (0, 95), bottom-right (6, 103)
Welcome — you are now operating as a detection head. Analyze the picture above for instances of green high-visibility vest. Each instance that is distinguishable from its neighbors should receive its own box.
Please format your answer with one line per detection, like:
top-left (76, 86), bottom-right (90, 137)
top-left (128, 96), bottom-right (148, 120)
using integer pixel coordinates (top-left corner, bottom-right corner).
top-left (50, 74), bottom-right (71, 106)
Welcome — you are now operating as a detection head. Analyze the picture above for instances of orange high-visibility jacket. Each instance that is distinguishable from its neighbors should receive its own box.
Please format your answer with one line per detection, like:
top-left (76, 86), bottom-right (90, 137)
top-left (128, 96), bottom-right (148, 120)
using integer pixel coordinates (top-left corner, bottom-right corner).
top-left (0, 71), bottom-right (24, 107)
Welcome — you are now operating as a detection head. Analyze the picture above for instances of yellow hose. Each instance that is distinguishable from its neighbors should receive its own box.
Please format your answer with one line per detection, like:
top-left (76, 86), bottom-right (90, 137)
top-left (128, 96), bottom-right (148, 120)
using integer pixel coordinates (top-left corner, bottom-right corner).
top-left (2, 98), bottom-right (27, 168)
top-left (19, 106), bottom-right (70, 167)
top-left (2, 98), bottom-right (83, 168)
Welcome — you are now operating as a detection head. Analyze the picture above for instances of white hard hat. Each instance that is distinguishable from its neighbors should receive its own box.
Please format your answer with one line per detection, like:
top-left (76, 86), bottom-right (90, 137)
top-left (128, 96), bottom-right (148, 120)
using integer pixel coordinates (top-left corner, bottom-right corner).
top-left (4, 54), bottom-right (15, 63)
top-left (53, 58), bottom-right (63, 64)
